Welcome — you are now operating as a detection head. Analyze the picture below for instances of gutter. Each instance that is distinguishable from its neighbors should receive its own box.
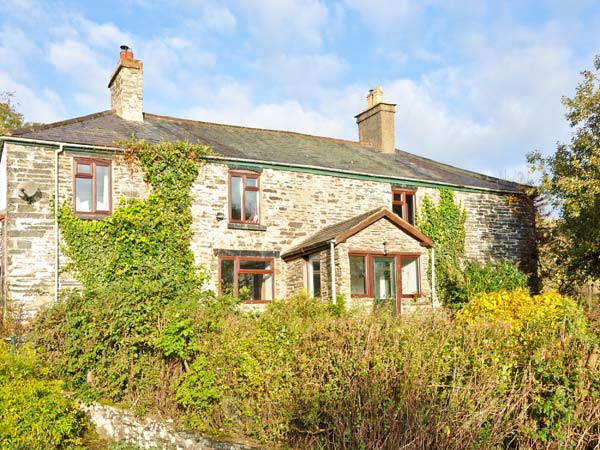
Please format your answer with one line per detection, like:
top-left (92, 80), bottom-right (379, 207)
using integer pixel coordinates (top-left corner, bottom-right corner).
top-left (0, 136), bottom-right (526, 195)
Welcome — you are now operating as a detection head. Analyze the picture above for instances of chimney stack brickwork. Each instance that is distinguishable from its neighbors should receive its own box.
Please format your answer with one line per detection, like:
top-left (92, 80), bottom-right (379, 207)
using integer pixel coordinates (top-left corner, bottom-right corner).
top-left (108, 52), bottom-right (143, 122)
top-left (356, 86), bottom-right (396, 154)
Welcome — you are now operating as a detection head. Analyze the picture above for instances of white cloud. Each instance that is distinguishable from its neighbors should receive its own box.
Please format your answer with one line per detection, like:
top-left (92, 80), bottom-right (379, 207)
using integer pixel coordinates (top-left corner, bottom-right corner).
top-left (235, 0), bottom-right (330, 50)
top-left (250, 53), bottom-right (348, 98)
top-left (185, 81), bottom-right (348, 138)
top-left (200, 4), bottom-right (237, 32)
top-left (47, 39), bottom-right (111, 110)
top-left (0, 72), bottom-right (64, 123)
top-left (77, 18), bottom-right (135, 50)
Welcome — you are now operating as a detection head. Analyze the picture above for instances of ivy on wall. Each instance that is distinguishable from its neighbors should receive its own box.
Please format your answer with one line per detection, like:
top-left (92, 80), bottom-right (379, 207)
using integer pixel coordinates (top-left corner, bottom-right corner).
top-left (33, 140), bottom-right (214, 406)
top-left (418, 189), bottom-right (528, 309)
top-left (417, 189), bottom-right (467, 308)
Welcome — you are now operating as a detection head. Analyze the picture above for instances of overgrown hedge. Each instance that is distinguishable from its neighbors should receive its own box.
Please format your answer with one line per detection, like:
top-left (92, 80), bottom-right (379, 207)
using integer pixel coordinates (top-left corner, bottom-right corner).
top-left (26, 140), bottom-right (600, 448)
top-left (31, 291), bottom-right (600, 448)
top-left (0, 343), bottom-right (89, 448)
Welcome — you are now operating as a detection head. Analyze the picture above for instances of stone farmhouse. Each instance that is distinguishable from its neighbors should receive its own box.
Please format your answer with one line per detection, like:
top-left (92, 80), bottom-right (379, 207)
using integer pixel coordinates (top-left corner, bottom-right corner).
top-left (0, 47), bottom-right (536, 318)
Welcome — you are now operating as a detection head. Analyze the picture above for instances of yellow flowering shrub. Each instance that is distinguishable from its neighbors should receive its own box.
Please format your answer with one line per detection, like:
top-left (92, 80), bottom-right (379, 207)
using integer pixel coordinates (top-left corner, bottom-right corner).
top-left (457, 288), bottom-right (587, 337)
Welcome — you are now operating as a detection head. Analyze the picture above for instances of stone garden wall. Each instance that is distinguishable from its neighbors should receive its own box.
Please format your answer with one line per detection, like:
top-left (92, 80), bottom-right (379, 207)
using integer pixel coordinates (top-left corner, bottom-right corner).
top-left (80, 402), bottom-right (255, 449)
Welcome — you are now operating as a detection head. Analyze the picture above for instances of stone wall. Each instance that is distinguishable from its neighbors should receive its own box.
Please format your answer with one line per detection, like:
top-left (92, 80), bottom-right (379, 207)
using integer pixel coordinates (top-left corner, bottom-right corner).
top-left (284, 257), bottom-right (306, 297)
top-left (4, 144), bottom-right (149, 316)
top-left (189, 163), bottom-right (391, 299)
top-left (3, 142), bottom-right (536, 315)
top-left (80, 402), bottom-right (255, 449)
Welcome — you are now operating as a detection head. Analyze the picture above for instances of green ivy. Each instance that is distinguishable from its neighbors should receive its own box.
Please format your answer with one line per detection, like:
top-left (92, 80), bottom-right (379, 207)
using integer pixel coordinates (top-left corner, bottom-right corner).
top-left (31, 140), bottom-right (213, 407)
top-left (418, 190), bottom-right (529, 309)
top-left (417, 189), bottom-right (467, 308)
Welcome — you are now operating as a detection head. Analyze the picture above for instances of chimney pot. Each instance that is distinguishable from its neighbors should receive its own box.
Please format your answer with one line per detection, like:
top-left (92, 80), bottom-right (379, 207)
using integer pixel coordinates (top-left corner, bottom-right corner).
top-left (119, 45), bottom-right (134, 60)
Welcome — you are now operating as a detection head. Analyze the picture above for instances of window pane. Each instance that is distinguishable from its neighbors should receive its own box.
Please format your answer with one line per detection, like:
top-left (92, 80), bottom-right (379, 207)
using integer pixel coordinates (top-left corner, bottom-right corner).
top-left (239, 272), bottom-right (273, 301)
top-left (75, 177), bottom-right (92, 212)
top-left (406, 194), bottom-right (415, 225)
top-left (245, 190), bottom-right (259, 223)
top-left (77, 163), bottom-right (91, 174)
top-left (312, 259), bottom-right (321, 297)
top-left (350, 256), bottom-right (366, 295)
top-left (240, 259), bottom-right (271, 271)
top-left (392, 203), bottom-right (403, 218)
top-left (96, 165), bottom-right (110, 211)
top-left (393, 192), bottom-right (402, 202)
top-left (231, 176), bottom-right (242, 220)
top-left (373, 259), bottom-right (395, 300)
top-left (401, 257), bottom-right (419, 295)
top-left (220, 259), bottom-right (235, 295)
top-left (246, 177), bottom-right (258, 187)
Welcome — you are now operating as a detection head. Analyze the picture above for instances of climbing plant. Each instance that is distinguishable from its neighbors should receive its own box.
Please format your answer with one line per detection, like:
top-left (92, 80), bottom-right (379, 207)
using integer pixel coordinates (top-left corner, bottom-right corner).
top-left (31, 139), bottom-right (214, 407)
top-left (417, 189), bottom-right (467, 308)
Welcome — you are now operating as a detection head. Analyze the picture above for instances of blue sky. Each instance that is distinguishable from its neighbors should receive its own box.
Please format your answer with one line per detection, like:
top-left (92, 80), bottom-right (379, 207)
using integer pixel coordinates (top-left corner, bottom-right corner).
top-left (2, 0), bottom-right (600, 179)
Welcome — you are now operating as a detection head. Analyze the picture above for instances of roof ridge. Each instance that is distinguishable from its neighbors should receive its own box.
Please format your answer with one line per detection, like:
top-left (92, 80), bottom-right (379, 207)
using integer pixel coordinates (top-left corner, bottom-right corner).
top-left (8, 110), bottom-right (115, 136)
top-left (144, 112), bottom-right (373, 148)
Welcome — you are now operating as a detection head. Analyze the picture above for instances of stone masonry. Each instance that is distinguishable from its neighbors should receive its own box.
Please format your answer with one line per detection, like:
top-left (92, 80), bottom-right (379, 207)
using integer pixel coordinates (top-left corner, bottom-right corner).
top-left (2, 143), bottom-right (536, 316)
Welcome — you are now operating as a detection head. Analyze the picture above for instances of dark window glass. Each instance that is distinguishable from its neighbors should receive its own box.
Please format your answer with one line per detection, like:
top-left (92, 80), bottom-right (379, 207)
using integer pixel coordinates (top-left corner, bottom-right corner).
top-left (392, 190), bottom-right (416, 225)
top-left (219, 256), bottom-right (274, 301)
top-left (312, 259), bottom-right (321, 297)
top-left (239, 272), bottom-right (273, 301)
top-left (392, 202), bottom-right (403, 218)
top-left (406, 194), bottom-right (415, 225)
top-left (240, 260), bottom-right (271, 271)
top-left (220, 259), bottom-right (235, 295)
top-left (350, 256), bottom-right (366, 295)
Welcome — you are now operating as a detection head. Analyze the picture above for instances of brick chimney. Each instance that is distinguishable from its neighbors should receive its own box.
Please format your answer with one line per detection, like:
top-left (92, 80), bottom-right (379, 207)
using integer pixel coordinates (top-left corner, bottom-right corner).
top-left (108, 45), bottom-right (143, 122)
top-left (355, 86), bottom-right (396, 153)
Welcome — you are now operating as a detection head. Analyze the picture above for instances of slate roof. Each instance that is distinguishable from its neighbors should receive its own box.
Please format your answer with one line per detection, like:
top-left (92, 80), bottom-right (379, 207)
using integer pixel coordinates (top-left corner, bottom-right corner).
top-left (282, 207), bottom-right (434, 260)
top-left (6, 110), bottom-right (525, 193)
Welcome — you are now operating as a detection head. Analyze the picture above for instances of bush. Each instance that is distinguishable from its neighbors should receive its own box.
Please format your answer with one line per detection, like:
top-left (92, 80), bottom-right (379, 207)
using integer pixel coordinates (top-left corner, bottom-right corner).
top-left (0, 343), bottom-right (88, 448)
top-left (165, 293), bottom-right (600, 448)
top-left (457, 259), bottom-right (529, 303)
top-left (458, 289), bottom-right (587, 338)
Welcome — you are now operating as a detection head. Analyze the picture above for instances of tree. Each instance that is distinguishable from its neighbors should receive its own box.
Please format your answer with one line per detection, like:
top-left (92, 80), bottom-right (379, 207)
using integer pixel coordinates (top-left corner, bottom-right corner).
top-left (0, 92), bottom-right (34, 134)
top-left (528, 55), bottom-right (600, 291)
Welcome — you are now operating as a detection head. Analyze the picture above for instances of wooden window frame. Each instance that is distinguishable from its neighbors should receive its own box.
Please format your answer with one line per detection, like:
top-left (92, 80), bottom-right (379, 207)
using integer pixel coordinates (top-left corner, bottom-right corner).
top-left (218, 255), bottom-right (274, 304)
top-left (228, 171), bottom-right (261, 224)
top-left (73, 157), bottom-right (112, 216)
top-left (349, 252), bottom-right (422, 300)
top-left (306, 253), bottom-right (322, 298)
top-left (392, 189), bottom-right (416, 225)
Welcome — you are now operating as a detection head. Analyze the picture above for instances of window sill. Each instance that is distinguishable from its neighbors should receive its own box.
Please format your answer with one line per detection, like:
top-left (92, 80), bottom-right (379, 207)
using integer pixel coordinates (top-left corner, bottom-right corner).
top-left (74, 212), bottom-right (111, 220)
top-left (228, 223), bottom-right (267, 231)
